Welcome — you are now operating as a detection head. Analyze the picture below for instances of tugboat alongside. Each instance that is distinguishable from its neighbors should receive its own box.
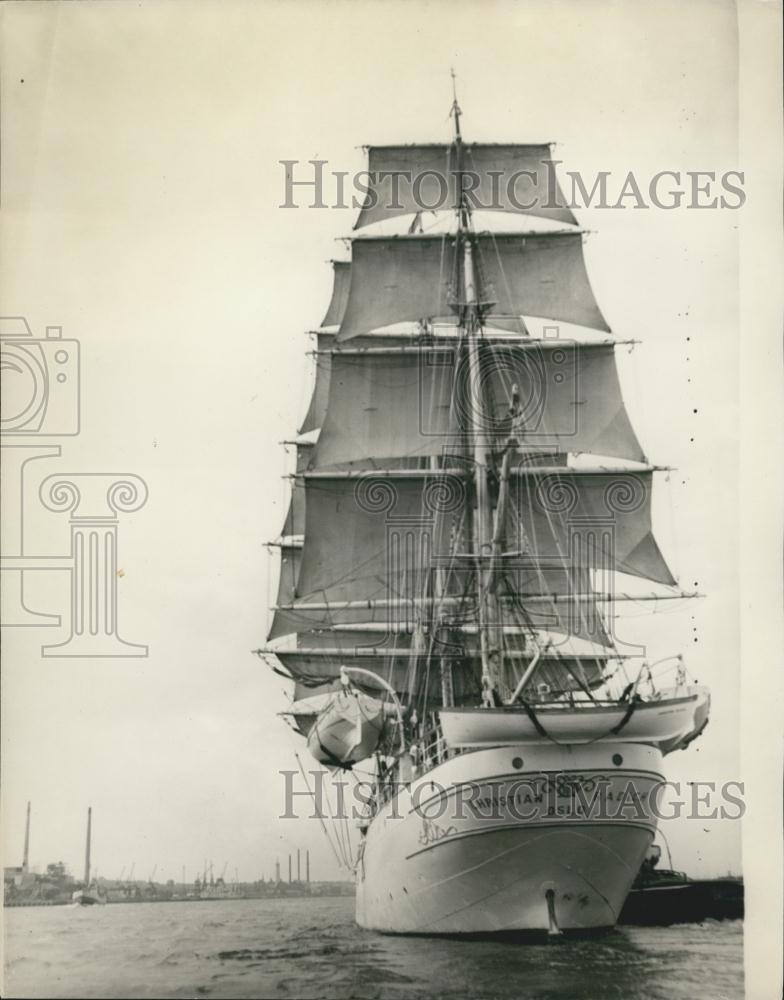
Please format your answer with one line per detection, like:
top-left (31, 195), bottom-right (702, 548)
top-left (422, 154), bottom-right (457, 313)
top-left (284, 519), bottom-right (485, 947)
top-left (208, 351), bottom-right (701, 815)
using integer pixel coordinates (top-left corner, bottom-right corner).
top-left (619, 845), bottom-right (743, 925)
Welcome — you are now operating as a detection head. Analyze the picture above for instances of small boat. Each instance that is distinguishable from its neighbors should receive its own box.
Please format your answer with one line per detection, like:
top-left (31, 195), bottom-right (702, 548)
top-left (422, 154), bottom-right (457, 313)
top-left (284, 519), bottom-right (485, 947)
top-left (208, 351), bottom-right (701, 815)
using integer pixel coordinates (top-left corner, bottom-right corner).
top-left (439, 685), bottom-right (710, 752)
top-left (304, 686), bottom-right (389, 768)
top-left (71, 888), bottom-right (105, 906)
top-left (71, 807), bottom-right (106, 907)
top-left (619, 846), bottom-right (743, 925)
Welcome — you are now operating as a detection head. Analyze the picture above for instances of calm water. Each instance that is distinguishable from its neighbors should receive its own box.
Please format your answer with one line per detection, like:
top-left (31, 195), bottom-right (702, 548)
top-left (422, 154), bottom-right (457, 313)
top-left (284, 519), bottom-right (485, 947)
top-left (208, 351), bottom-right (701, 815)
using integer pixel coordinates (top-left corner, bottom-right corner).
top-left (3, 897), bottom-right (743, 1000)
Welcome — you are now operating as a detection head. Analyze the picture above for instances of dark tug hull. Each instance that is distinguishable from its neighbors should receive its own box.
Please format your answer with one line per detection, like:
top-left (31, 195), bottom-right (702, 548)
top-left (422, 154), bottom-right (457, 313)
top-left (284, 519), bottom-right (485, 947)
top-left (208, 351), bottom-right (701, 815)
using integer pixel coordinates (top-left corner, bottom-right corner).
top-left (619, 875), bottom-right (743, 926)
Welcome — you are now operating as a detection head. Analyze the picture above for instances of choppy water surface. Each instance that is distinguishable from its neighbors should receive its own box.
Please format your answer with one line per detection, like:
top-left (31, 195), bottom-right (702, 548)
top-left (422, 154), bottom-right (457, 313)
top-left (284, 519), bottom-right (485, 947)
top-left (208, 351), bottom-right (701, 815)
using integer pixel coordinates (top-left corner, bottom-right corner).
top-left (4, 897), bottom-right (743, 1000)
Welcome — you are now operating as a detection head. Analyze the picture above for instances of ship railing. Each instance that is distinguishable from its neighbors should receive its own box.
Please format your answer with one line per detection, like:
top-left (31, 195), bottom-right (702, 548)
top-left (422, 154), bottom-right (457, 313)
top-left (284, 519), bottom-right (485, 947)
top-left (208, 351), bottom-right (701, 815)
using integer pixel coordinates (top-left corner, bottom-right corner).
top-left (370, 724), bottom-right (465, 811)
top-left (416, 722), bottom-right (468, 776)
top-left (420, 729), bottom-right (448, 769)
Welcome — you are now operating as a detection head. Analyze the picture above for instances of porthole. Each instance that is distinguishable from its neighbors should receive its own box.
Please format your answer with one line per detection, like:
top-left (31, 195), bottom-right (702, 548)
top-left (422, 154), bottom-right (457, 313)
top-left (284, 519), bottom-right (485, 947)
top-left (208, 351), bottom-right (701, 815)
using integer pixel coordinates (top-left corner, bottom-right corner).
top-left (612, 753), bottom-right (623, 767)
top-left (512, 756), bottom-right (524, 770)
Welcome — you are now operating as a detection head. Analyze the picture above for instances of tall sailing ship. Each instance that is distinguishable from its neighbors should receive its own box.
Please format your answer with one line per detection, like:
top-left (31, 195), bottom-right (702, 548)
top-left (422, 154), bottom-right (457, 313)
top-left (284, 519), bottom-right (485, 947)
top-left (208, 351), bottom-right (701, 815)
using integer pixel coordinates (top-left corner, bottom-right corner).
top-left (258, 91), bottom-right (710, 935)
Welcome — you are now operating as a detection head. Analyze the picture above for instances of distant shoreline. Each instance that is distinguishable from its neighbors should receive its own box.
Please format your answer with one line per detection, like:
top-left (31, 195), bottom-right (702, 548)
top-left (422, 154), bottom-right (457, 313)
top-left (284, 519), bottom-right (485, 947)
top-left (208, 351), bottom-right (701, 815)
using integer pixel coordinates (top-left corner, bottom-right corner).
top-left (5, 890), bottom-right (356, 909)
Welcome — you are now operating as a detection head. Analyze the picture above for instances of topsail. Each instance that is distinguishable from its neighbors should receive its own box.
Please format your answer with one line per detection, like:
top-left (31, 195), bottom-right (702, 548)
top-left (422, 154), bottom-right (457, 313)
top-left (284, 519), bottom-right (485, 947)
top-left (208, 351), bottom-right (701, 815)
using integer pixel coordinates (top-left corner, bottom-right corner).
top-left (337, 232), bottom-right (609, 342)
top-left (353, 144), bottom-right (577, 229)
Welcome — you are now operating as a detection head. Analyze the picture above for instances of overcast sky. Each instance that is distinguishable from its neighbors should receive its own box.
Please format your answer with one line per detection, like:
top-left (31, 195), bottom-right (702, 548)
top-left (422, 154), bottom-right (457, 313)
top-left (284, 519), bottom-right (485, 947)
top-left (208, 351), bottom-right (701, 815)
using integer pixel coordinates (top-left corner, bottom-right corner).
top-left (1, 0), bottom-right (779, 888)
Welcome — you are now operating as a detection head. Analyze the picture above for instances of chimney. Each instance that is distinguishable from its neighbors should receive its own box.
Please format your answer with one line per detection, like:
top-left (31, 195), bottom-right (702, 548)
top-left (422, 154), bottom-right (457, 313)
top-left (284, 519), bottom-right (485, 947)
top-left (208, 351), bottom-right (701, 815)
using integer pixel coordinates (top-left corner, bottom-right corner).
top-left (288, 854), bottom-right (292, 882)
top-left (306, 850), bottom-right (310, 883)
top-left (297, 848), bottom-right (301, 882)
top-left (22, 801), bottom-right (31, 872)
top-left (275, 860), bottom-right (280, 883)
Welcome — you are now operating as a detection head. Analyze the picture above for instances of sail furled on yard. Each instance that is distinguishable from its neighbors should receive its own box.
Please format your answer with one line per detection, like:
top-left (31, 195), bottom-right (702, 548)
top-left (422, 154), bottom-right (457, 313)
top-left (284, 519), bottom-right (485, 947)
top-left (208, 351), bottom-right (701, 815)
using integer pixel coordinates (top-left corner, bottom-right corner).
top-left (273, 627), bottom-right (448, 702)
top-left (270, 588), bottom-right (612, 657)
top-left (312, 342), bottom-right (643, 468)
top-left (354, 144), bottom-right (577, 229)
top-left (277, 651), bottom-right (419, 697)
top-left (337, 233), bottom-right (608, 342)
top-left (275, 629), bottom-right (607, 701)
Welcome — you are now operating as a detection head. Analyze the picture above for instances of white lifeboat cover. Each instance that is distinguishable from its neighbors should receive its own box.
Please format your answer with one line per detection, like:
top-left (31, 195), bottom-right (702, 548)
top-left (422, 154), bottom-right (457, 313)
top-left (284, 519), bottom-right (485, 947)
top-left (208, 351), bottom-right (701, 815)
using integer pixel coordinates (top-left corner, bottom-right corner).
top-left (306, 689), bottom-right (386, 768)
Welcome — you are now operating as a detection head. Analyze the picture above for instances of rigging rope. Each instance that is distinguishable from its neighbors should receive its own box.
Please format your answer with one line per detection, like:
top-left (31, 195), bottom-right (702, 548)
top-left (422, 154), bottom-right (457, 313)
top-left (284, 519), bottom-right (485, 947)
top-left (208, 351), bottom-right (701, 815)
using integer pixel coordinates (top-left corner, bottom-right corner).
top-left (295, 753), bottom-right (346, 871)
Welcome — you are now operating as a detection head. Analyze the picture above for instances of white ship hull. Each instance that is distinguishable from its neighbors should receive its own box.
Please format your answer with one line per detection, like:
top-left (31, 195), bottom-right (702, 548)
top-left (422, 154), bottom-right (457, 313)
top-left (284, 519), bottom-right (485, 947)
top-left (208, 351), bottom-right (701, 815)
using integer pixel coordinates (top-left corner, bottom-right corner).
top-left (356, 742), bottom-right (663, 934)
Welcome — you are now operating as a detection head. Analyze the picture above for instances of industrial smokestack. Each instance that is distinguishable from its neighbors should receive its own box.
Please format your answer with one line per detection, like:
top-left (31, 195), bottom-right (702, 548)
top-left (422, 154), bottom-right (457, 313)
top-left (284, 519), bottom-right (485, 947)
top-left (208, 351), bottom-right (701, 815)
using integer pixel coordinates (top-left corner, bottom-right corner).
top-left (23, 801), bottom-right (31, 871)
top-left (288, 854), bottom-right (292, 882)
top-left (306, 850), bottom-right (310, 883)
top-left (275, 860), bottom-right (280, 883)
top-left (297, 848), bottom-right (301, 882)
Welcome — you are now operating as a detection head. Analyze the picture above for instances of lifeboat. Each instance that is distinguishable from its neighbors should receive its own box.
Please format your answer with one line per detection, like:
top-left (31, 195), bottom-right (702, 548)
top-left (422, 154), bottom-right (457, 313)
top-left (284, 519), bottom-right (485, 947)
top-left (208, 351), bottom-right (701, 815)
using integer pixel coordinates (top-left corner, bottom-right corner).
top-left (439, 685), bottom-right (710, 754)
top-left (304, 688), bottom-right (389, 769)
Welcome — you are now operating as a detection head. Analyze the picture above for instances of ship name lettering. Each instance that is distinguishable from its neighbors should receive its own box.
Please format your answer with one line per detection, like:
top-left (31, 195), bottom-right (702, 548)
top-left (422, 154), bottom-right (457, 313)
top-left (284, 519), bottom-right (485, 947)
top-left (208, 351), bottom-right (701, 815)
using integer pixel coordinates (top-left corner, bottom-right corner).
top-left (419, 817), bottom-right (457, 846)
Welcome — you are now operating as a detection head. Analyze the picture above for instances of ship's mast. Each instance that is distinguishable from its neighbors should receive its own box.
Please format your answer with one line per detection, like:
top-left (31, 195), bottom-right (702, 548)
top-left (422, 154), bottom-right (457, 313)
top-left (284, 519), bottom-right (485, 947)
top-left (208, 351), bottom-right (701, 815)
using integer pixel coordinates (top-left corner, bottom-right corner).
top-left (451, 75), bottom-right (504, 704)
top-left (84, 806), bottom-right (92, 887)
top-left (22, 800), bottom-right (30, 872)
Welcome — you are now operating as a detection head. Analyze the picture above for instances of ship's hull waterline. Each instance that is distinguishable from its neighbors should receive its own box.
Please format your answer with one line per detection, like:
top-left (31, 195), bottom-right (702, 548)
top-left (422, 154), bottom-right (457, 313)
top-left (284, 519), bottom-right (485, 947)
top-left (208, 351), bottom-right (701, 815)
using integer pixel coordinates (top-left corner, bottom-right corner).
top-left (356, 743), bottom-right (663, 934)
